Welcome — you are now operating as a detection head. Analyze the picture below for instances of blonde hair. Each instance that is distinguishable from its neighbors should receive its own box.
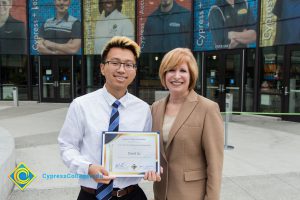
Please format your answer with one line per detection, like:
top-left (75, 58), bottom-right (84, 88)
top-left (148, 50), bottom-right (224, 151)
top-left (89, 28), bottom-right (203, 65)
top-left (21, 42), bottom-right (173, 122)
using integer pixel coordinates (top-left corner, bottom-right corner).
top-left (101, 36), bottom-right (140, 63)
top-left (159, 48), bottom-right (198, 90)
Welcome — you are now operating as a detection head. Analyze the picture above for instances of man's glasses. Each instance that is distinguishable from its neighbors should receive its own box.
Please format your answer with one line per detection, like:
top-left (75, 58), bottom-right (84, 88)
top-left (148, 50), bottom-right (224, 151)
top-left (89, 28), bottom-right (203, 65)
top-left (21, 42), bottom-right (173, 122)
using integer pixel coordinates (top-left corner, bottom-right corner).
top-left (105, 60), bottom-right (136, 71)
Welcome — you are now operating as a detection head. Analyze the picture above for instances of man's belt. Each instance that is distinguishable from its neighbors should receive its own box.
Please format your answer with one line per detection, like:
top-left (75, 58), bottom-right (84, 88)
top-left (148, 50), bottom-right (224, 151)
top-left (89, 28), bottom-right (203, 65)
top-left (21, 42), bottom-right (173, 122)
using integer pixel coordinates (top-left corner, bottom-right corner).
top-left (81, 184), bottom-right (138, 198)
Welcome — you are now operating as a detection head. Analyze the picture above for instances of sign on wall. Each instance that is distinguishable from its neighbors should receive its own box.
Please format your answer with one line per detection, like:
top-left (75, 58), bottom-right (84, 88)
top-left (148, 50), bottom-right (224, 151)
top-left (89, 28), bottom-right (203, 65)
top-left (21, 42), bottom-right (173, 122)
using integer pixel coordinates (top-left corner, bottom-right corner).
top-left (194, 0), bottom-right (257, 51)
top-left (137, 0), bottom-right (192, 53)
top-left (0, 0), bottom-right (27, 54)
top-left (29, 0), bottom-right (81, 55)
top-left (260, 0), bottom-right (300, 47)
top-left (83, 0), bottom-right (135, 55)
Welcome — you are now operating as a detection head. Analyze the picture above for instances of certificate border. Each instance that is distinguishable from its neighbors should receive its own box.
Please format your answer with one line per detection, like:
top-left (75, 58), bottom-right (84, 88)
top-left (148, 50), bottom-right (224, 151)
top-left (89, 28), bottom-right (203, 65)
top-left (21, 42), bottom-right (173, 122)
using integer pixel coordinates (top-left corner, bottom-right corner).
top-left (101, 131), bottom-right (160, 177)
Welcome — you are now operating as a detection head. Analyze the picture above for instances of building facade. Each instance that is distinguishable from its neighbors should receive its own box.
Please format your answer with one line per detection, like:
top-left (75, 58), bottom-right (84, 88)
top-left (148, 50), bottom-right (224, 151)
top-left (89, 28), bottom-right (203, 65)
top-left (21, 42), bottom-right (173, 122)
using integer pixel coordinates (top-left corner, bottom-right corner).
top-left (0, 0), bottom-right (299, 122)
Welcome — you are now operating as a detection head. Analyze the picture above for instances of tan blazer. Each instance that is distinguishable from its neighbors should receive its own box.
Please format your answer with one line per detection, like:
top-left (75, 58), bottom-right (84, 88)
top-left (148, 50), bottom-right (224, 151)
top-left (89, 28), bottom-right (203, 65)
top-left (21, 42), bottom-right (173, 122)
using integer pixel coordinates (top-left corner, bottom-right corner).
top-left (152, 90), bottom-right (224, 200)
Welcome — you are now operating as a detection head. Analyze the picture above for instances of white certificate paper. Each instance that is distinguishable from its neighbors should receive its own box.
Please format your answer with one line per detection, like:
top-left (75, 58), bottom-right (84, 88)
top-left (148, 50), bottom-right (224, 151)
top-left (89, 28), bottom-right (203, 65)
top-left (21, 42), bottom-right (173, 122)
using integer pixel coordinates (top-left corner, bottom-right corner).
top-left (101, 131), bottom-right (160, 177)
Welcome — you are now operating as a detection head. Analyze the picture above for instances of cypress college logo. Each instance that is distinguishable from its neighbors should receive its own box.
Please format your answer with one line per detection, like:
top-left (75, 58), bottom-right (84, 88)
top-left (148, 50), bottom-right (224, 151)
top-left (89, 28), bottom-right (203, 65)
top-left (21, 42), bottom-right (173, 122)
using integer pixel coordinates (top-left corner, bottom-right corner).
top-left (8, 162), bottom-right (36, 191)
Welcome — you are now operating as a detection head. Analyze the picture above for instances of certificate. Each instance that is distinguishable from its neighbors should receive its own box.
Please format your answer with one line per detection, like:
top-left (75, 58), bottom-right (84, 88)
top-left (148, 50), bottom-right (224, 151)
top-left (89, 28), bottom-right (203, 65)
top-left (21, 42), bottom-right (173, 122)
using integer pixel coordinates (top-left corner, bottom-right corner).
top-left (101, 131), bottom-right (160, 177)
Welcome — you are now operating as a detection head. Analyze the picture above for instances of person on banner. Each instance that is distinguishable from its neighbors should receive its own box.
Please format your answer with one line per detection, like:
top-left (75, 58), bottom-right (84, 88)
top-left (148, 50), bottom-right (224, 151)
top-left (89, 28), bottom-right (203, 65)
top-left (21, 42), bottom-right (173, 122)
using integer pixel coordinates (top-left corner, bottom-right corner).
top-left (208, 0), bottom-right (256, 49)
top-left (94, 0), bottom-right (134, 54)
top-left (272, 0), bottom-right (300, 45)
top-left (151, 48), bottom-right (224, 200)
top-left (0, 0), bottom-right (26, 54)
top-left (58, 36), bottom-right (161, 200)
top-left (37, 0), bottom-right (81, 55)
top-left (142, 0), bottom-right (191, 53)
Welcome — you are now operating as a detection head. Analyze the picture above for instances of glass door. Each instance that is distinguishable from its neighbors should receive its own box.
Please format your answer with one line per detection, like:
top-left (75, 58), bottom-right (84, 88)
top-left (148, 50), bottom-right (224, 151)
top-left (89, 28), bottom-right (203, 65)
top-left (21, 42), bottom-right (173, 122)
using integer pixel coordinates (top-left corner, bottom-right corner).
top-left (283, 47), bottom-right (300, 122)
top-left (205, 53), bottom-right (222, 106)
top-left (259, 47), bottom-right (284, 113)
top-left (41, 57), bottom-right (54, 100)
top-left (204, 51), bottom-right (242, 111)
top-left (40, 56), bottom-right (72, 102)
top-left (224, 54), bottom-right (241, 111)
top-left (58, 58), bottom-right (71, 100)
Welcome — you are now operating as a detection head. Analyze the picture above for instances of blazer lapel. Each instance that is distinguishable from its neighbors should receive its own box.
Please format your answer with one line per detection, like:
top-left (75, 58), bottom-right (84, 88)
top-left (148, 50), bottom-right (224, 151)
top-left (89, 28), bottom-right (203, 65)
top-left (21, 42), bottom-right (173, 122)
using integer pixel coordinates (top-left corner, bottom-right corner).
top-left (165, 90), bottom-right (198, 151)
top-left (156, 97), bottom-right (168, 161)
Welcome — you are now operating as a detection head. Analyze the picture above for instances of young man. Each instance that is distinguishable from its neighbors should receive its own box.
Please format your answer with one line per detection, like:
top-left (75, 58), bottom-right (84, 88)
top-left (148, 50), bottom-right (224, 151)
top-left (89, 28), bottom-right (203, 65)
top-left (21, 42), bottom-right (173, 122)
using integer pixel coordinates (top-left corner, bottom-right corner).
top-left (58, 36), bottom-right (160, 200)
top-left (37, 0), bottom-right (81, 55)
top-left (93, 0), bottom-right (134, 54)
top-left (0, 0), bottom-right (26, 54)
top-left (142, 0), bottom-right (191, 53)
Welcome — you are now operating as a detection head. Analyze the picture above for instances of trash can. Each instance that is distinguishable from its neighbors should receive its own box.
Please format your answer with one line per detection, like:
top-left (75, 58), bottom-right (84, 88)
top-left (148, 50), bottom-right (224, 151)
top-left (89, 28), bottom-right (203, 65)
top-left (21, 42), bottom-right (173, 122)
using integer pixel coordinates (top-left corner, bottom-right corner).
top-left (12, 87), bottom-right (19, 107)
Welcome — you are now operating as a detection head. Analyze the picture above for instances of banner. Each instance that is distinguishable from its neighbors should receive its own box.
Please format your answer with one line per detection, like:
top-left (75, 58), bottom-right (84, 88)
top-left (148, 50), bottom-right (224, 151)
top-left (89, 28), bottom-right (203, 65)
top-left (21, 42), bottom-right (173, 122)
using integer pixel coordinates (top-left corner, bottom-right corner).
top-left (83, 0), bottom-right (135, 55)
top-left (260, 0), bottom-right (300, 47)
top-left (0, 0), bottom-right (27, 54)
top-left (194, 0), bottom-right (257, 51)
top-left (137, 0), bottom-right (192, 53)
top-left (29, 0), bottom-right (81, 55)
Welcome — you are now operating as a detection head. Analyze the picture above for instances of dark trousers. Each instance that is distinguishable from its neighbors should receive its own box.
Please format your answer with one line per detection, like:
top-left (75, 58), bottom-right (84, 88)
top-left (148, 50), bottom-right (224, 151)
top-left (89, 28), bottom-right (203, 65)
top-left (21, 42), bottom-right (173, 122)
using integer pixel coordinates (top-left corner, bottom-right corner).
top-left (77, 185), bottom-right (147, 200)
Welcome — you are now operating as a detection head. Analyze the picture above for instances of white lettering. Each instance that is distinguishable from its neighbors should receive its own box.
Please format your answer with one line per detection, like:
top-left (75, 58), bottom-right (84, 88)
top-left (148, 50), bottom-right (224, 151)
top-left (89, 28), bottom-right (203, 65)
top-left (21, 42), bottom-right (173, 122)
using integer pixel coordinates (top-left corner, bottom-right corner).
top-left (31, 0), bottom-right (40, 52)
top-left (262, 0), bottom-right (274, 40)
top-left (139, 0), bottom-right (145, 46)
top-left (196, 2), bottom-right (205, 47)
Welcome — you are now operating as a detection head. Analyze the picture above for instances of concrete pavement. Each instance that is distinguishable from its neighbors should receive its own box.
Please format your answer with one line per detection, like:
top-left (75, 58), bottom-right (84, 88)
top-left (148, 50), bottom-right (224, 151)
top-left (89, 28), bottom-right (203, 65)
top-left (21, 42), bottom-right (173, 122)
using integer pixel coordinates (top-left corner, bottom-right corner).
top-left (1, 101), bottom-right (300, 200)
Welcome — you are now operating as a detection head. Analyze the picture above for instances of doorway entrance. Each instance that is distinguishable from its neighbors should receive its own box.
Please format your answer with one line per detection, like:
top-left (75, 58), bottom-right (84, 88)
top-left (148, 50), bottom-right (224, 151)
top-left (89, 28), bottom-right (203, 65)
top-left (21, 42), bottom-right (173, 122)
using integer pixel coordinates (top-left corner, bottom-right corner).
top-left (259, 46), bottom-right (300, 122)
top-left (283, 46), bottom-right (300, 122)
top-left (40, 56), bottom-right (73, 102)
top-left (204, 50), bottom-right (242, 111)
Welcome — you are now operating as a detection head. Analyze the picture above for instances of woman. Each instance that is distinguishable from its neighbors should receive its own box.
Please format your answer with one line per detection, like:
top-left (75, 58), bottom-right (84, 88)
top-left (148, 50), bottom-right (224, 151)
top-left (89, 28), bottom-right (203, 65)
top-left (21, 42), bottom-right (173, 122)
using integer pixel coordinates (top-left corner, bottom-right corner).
top-left (151, 48), bottom-right (224, 200)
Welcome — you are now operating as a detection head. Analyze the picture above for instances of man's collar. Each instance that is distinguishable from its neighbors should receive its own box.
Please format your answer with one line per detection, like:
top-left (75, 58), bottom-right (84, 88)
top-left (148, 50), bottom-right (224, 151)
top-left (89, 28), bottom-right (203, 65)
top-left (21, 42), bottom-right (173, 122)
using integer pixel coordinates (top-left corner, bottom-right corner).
top-left (53, 12), bottom-right (69, 22)
top-left (103, 85), bottom-right (129, 108)
top-left (102, 9), bottom-right (119, 19)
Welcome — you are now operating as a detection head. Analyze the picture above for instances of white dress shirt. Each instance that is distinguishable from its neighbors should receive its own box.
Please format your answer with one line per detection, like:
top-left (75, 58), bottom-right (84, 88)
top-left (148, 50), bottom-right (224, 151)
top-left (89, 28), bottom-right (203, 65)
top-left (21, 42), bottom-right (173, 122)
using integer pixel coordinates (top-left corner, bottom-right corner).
top-left (94, 10), bottom-right (134, 54)
top-left (58, 86), bottom-right (152, 189)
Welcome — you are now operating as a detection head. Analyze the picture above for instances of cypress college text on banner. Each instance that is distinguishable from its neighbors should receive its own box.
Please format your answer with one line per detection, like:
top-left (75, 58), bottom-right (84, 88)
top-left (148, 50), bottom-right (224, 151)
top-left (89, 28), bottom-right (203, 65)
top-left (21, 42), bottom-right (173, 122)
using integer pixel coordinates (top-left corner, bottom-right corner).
top-left (29, 0), bottom-right (81, 55)
top-left (194, 0), bottom-right (258, 51)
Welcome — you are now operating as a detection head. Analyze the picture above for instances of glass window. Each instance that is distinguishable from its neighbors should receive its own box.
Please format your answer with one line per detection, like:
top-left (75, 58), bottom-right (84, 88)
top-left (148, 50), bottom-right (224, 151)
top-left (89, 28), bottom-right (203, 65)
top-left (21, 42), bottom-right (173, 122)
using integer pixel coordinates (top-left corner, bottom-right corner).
top-left (31, 56), bottom-right (39, 100)
top-left (0, 55), bottom-right (28, 100)
top-left (289, 50), bottom-right (300, 113)
top-left (195, 52), bottom-right (202, 94)
top-left (244, 49), bottom-right (255, 111)
top-left (86, 55), bottom-right (103, 93)
top-left (259, 46), bottom-right (284, 113)
top-left (139, 53), bottom-right (164, 104)
top-left (74, 56), bottom-right (82, 97)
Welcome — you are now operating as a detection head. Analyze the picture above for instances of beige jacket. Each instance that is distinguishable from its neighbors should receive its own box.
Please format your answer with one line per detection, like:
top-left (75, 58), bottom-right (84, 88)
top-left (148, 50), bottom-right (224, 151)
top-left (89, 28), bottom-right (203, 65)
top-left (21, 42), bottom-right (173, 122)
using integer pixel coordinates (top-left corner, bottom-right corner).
top-left (152, 90), bottom-right (224, 200)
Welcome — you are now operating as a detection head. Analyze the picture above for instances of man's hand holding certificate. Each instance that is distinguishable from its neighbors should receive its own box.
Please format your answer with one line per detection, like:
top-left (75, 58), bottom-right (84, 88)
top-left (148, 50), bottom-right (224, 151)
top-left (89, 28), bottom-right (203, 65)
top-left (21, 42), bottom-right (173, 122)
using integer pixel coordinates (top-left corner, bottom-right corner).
top-left (102, 131), bottom-right (160, 177)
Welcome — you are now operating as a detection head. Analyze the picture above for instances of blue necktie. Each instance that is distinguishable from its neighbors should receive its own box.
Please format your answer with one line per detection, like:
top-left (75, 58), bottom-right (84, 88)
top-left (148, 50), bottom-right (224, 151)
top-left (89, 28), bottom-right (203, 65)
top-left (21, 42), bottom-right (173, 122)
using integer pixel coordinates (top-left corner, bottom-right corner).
top-left (96, 100), bottom-right (120, 200)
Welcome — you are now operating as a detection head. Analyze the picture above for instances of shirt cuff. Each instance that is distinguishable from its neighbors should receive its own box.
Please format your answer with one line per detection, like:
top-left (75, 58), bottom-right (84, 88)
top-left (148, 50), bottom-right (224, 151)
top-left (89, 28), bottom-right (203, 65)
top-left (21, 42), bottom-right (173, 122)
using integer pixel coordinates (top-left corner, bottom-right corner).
top-left (78, 160), bottom-right (92, 175)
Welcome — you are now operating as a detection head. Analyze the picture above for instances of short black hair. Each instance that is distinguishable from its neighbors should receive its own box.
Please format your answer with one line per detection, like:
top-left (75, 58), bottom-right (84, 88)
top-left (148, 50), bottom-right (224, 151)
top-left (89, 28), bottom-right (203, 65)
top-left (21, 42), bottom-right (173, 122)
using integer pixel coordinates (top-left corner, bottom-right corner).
top-left (98, 0), bottom-right (123, 15)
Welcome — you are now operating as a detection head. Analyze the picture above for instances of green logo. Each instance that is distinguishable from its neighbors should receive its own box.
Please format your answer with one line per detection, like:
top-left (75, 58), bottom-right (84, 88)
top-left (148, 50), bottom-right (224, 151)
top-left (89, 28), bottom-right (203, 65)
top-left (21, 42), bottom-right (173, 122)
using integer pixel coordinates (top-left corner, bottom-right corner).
top-left (8, 162), bottom-right (36, 191)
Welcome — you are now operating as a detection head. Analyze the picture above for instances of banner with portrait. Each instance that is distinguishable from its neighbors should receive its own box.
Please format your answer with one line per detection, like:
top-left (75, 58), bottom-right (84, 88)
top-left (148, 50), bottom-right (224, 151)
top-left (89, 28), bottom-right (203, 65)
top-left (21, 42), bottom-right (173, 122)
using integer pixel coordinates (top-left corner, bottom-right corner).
top-left (83, 0), bottom-right (135, 55)
top-left (29, 0), bottom-right (81, 55)
top-left (260, 0), bottom-right (300, 47)
top-left (194, 0), bottom-right (257, 51)
top-left (0, 0), bottom-right (27, 54)
top-left (137, 0), bottom-right (192, 53)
